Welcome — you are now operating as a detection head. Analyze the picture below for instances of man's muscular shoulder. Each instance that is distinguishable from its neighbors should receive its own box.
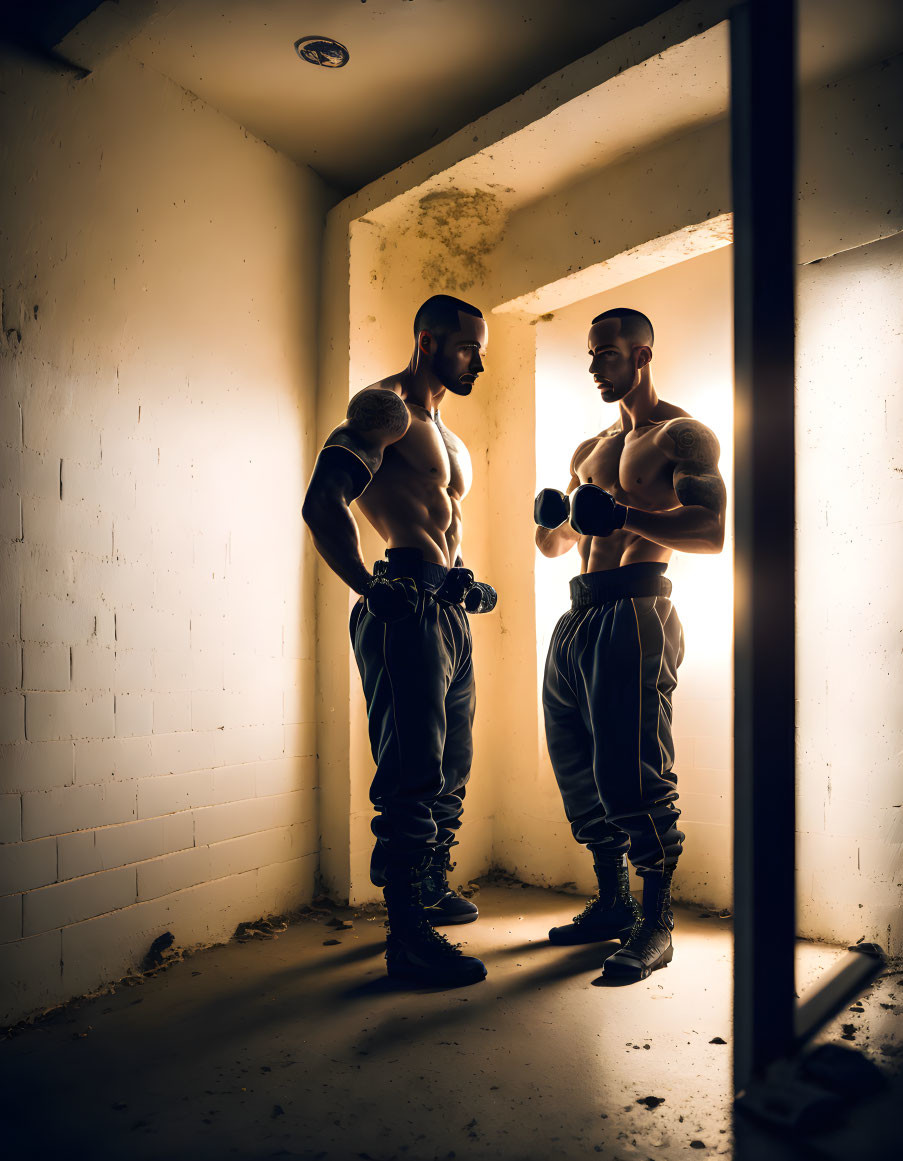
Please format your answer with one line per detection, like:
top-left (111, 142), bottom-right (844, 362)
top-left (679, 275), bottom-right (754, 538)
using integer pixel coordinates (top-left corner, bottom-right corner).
top-left (655, 416), bottom-right (721, 468)
top-left (346, 386), bottom-right (410, 437)
top-left (321, 387), bottom-right (410, 483)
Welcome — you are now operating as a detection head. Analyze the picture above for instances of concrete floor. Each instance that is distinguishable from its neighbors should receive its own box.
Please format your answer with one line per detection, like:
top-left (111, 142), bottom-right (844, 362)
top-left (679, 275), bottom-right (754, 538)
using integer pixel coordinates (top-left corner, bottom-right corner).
top-left (2, 883), bottom-right (900, 1161)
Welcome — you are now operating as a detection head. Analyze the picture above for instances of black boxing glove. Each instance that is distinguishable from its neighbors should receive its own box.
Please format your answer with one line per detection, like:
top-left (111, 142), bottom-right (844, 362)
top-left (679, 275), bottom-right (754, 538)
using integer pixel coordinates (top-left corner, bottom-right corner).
top-left (464, 581), bottom-right (498, 614)
top-left (433, 566), bottom-right (475, 607)
top-left (534, 488), bottom-right (571, 529)
top-left (364, 575), bottom-right (419, 622)
top-left (569, 483), bottom-right (628, 537)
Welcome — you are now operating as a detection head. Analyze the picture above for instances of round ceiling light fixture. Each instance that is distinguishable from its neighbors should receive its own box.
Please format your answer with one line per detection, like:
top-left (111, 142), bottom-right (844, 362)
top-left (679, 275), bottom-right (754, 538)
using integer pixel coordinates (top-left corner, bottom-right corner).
top-left (294, 35), bottom-right (349, 68)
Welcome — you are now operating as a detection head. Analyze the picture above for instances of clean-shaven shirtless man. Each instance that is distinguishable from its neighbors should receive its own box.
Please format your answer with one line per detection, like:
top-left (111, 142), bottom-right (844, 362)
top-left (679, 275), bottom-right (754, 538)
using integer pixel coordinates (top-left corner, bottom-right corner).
top-left (302, 295), bottom-right (495, 988)
top-left (534, 307), bottom-right (725, 982)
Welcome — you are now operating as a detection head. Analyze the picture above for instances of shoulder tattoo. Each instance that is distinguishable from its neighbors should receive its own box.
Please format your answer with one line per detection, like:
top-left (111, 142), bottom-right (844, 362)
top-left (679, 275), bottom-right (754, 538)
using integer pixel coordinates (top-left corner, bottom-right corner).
top-left (347, 390), bottom-right (409, 436)
top-left (665, 419), bottom-right (720, 467)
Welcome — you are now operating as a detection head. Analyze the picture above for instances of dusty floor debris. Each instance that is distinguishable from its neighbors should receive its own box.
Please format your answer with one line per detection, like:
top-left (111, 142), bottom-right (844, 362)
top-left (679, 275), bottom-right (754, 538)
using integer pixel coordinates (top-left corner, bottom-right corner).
top-left (2, 884), bottom-right (900, 1160)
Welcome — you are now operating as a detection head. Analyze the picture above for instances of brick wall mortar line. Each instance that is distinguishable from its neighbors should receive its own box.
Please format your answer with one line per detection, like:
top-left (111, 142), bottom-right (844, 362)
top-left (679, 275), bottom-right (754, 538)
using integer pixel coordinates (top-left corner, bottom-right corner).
top-left (16, 836), bottom-right (314, 926)
top-left (15, 820), bottom-right (310, 892)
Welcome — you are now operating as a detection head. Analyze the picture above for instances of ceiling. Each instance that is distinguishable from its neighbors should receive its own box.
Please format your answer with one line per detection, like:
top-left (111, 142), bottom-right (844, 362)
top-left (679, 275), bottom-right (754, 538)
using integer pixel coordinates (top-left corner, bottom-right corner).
top-left (10, 0), bottom-right (903, 196)
top-left (126, 0), bottom-right (680, 193)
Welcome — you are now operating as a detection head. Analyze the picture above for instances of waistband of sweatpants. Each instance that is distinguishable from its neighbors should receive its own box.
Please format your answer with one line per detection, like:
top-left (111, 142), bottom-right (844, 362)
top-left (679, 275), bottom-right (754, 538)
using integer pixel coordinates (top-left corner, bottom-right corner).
top-left (375, 548), bottom-right (449, 590)
top-left (569, 562), bottom-right (671, 607)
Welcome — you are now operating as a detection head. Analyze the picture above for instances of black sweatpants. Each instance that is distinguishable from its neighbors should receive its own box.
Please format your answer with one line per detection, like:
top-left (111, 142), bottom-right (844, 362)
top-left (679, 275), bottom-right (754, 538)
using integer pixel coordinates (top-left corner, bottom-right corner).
top-left (350, 548), bottom-right (476, 885)
top-left (542, 562), bottom-right (685, 875)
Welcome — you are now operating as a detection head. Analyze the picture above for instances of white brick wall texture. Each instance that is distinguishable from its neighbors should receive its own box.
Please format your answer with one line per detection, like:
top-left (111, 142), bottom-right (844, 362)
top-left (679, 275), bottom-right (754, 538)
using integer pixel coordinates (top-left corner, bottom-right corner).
top-left (0, 46), bottom-right (328, 1025)
top-left (0, 643), bottom-right (21, 689)
top-left (0, 794), bottom-right (22, 843)
top-left (0, 891), bottom-right (21, 943)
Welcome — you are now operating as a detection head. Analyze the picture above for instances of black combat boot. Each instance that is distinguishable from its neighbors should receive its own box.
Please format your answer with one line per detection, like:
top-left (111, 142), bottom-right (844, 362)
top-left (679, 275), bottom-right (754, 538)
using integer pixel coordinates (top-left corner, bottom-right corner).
top-left (548, 855), bottom-right (642, 945)
top-left (419, 845), bottom-right (479, 926)
top-left (602, 865), bottom-right (675, 980)
top-left (384, 859), bottom-right (486, 987)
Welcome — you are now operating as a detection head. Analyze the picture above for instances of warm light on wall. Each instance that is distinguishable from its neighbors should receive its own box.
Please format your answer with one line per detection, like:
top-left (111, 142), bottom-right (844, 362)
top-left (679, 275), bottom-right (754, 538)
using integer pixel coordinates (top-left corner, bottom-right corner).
top-left (531, 246), bottom-right (735, 905)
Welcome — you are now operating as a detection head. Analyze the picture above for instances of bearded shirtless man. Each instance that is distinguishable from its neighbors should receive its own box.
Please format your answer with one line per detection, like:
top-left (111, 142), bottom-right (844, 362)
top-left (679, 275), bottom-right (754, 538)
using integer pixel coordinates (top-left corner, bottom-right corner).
top-left (302, 295), bottom-right (495, 988)
top-left (534, 307), bottom-right (725, 982)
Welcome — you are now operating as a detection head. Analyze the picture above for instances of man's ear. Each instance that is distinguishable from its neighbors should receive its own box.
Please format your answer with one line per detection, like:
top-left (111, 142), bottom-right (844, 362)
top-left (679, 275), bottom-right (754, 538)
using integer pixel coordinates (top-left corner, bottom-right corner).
top-left (418, 329), bottom-right (435, 356)
top-left (636, 345), bottom-right (653, 369)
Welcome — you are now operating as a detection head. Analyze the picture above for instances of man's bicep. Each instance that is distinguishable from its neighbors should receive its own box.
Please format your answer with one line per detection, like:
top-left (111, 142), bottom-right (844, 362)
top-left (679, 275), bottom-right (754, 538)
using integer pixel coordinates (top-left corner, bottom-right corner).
top-left (661, 419), bottom-right (725, 513)
top-left (672, 462), bottom-right (727, 515)
top-left (308, 441), bottom-right (374, 503)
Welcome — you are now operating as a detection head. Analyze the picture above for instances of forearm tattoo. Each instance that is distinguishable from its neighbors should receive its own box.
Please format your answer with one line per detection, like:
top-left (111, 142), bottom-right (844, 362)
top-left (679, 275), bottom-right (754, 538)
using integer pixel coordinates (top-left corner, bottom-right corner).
top-left (347, 390), bottom-right (409, 436)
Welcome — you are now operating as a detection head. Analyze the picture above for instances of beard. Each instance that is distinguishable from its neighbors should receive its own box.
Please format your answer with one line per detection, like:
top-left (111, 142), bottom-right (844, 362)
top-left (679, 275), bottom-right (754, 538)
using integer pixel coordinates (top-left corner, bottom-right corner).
top-left (433, 348), bottom-right (473, 395)
top-left (598, 356), bottom-right (639, 401)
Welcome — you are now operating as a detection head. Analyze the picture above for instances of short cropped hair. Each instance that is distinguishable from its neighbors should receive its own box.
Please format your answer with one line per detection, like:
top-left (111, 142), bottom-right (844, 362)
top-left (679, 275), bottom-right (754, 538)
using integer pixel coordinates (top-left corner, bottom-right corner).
top-left (413, 294), bottom-right (483, 339)
top-left (591, 307), bottom-right (654, 347)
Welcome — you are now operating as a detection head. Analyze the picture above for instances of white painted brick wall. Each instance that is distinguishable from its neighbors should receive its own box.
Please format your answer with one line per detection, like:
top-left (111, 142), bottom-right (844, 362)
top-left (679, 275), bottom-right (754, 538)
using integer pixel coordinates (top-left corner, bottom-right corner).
top-left (21, 594), bottom-right (99, 646)
top-left (74, 736), bottom-right (154, 782)
top-left (25, 691), bottom-right (115, 742)
top-left (255, 755), bottom-right (316, 798)
top-left (57, 813), bottom-right (195, 880)
top-left (23, 644), bottom-right (70, 691)
top-left (70, 643), bottom-right (113, 691)
top-left (153, 691), bottom-right (191, 734)
top-left (0, 692), bottom-right (25, 743)
top-left (0, 794), bottom-right (22, 842)
top-left (0, 642), bottom-right (21, 688)
top-left (114, 692), bottom-right (154, 738)
top-left (0, 740), bottom-right (75, 793)
top-left (22, 781), bottom-right (138, 840)
top-left (0, 931), bottom-right (62, 1018)
top-left (24, 866), bottom-right (137, 936)
top-left (0, 835), bottom-right (57, 894)
top-left (150, 731), bottom-right (218, 778)
top-left (194, 791), bottom-right (304, 847)
top-left (23, 496), bottom-right (113, 559)
top-left (0, 491), bottom-right (21, 540)
top-left (137, 846), bottom-right (212, 903)
top-left (22, 451), bottom-right (63, 502)
top-left (0, 44), bottom-right (326, 1028)
top-left (113, 649), bottom-right (155, 693)
top-left (0, 891), bottom-right (21, 942)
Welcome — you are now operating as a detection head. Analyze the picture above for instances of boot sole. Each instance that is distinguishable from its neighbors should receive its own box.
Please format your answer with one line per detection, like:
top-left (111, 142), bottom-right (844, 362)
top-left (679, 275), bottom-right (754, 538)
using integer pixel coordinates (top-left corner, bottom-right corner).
top-left (425, 910), bottom-right (479, 926)
top-left (386, 961), bottom-right (487, 987)
top-left (602, 943), bottom-right (673, 981)
top-left (548, 923), bottom-right (637, 946)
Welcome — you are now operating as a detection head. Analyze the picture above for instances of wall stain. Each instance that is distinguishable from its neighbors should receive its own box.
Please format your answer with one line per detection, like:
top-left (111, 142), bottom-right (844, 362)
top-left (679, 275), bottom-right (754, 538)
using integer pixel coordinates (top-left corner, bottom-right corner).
top-left (414, 188), bottom-right (505, 293)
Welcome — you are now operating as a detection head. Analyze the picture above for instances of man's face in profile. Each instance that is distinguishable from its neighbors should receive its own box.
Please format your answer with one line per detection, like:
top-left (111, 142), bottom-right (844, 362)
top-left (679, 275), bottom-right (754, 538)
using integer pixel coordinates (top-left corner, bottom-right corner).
top-left (588, 319), bottom-right (645, 404)
top-left (431, 313), bottom-right (488, 396)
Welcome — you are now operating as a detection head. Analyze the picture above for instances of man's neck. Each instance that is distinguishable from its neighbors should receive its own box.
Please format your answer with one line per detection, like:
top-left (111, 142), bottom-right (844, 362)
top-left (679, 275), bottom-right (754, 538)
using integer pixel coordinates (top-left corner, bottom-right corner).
top-left (617, 377), bottom-right (659, 432)
top-left (400, 357), bottom-right (445, 414)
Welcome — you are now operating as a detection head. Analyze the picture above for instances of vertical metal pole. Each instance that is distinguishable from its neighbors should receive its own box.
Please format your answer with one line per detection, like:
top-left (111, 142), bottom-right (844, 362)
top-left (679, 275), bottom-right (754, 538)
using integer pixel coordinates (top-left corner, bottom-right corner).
top-left (730, 0), bottom-right (798, 1093)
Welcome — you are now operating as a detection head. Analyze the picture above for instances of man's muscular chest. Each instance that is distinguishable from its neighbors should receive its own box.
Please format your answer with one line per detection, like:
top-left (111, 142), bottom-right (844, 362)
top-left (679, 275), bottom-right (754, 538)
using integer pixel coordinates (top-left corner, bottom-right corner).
top-left (386, 411), bottom-right (472, 499)
top-left (578, 425), bottom-right (675, 509)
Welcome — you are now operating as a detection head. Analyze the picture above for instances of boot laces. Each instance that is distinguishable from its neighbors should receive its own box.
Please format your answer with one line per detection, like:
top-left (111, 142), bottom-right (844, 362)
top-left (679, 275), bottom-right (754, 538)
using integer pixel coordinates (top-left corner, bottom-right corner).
top-left (386, 912), bottom-right (464, 956)
top-left (571, 892), bottom-right (615, 925)
top-left (622, 920), bottom-right (658, 956)
top-left (623, 908), bottom-right (672, 956)
top-left (421, 864), bottom-right (451, 901)
top-left (425, 926), bottom-right (463, 955)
